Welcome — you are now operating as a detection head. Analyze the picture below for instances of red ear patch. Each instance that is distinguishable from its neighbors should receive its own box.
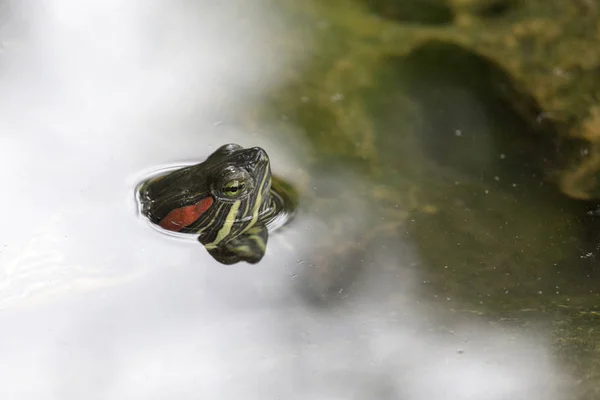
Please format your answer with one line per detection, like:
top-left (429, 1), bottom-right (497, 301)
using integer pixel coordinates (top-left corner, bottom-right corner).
top-left (159, 197), bottom-right (214, 232)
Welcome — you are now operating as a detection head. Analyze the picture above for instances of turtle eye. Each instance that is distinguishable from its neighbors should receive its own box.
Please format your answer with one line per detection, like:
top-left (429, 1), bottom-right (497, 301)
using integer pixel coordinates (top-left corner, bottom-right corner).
top-left (222, 179), bottom-right (245, 197)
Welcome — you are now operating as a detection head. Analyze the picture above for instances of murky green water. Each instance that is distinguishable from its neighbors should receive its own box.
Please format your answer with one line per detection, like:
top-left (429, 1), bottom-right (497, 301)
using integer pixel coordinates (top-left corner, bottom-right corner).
top-left (239, 1), bottom-right (600, 397)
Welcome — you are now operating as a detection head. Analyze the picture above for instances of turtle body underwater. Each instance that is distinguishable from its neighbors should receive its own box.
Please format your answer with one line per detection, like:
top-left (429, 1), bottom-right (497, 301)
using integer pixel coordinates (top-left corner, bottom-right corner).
top-left (137, 144), bottom-right (297, 265)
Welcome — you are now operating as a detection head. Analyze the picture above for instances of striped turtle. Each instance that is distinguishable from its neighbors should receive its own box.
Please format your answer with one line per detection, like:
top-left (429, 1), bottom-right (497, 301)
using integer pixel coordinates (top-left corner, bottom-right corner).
top-left (136, 143), bottom-right (297, 265)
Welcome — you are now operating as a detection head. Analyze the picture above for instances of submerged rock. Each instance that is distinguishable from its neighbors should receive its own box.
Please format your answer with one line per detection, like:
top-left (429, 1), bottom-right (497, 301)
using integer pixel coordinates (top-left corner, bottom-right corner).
top-left (274, 0), bottom-right (600, 199)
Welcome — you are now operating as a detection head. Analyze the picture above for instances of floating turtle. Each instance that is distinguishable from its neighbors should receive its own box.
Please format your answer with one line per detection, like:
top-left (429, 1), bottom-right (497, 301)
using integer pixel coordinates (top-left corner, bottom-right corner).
top-left (136, 143), bottom-right (298, 265)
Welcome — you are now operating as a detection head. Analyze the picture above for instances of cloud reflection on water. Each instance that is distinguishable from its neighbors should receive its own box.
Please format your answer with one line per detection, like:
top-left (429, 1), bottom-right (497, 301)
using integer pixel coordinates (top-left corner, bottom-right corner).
top-left (0, 0), bottom-right (572, 399)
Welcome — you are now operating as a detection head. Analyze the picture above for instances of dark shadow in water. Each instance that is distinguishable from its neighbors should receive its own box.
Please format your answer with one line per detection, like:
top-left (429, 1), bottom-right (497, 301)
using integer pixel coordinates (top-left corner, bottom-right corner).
top-left (364, 40), bottom-right (600, 313)
top-left (471, 0), bottom-right (521, 18)
top-left (365, 0), bottom-right (454, 25)
top-left (381, 40), bottom-right (556, 180)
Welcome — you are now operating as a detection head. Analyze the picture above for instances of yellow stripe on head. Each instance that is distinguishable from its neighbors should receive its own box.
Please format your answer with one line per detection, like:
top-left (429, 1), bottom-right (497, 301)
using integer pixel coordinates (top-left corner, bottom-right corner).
top-left (240, 164), bottom-right (270, 235)
top-left (205, 200), bottom-right (241, 249)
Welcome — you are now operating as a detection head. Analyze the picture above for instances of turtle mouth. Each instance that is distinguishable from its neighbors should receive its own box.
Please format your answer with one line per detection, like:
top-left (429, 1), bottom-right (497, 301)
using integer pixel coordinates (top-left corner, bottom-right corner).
top-left (137, 182), bottom-right (163, 222)
top-left (136, 179), bottom-right (156, 217)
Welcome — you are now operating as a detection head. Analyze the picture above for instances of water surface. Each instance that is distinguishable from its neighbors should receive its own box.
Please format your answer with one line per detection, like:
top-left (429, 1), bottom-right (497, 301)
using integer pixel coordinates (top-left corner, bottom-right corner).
top-left (0, 0), bottom-right (596, 399)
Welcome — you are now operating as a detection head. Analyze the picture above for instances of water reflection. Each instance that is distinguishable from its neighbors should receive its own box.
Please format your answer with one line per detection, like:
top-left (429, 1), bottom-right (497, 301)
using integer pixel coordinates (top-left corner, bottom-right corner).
top-left (0, 0), bottom-right (582, 399)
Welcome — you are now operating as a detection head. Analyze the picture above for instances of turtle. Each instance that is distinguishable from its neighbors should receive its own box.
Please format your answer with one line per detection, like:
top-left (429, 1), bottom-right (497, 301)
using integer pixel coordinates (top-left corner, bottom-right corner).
top-left (136, 143), bottom-right (298, 265)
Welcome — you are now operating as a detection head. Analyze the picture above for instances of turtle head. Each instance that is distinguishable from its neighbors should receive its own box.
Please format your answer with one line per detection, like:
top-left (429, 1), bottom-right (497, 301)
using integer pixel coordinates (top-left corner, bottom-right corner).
top-left (138, 143), bottom-right (273, 244)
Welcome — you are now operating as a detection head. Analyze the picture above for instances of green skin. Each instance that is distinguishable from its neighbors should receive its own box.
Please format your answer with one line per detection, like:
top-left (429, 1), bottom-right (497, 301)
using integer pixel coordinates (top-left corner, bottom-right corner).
top-left (137, 144), bottom-right (295, 265)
